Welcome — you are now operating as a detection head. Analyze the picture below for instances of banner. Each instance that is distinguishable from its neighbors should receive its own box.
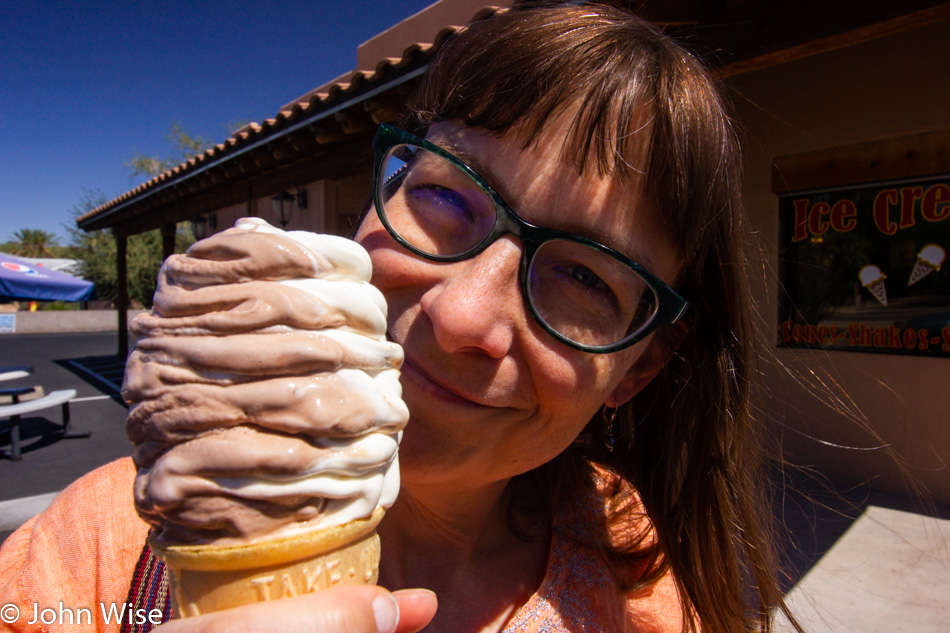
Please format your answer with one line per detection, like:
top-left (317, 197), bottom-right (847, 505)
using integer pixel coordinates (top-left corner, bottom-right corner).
top-left (778, 175), bottom-right (949, 357)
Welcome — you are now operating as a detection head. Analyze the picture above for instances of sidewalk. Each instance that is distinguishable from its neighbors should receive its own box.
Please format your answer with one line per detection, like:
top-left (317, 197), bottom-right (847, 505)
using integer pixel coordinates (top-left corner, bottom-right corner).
top-left (777, 504), bottom-right (950, 633)
top-left (775, 474), bottom-right (950, 632)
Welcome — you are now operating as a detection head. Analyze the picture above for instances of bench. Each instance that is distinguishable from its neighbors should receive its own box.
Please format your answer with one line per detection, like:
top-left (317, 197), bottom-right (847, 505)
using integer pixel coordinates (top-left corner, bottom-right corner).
top-left (0, 389), bottom-right (89, 460)
top-left (0, 366), bottom-right (33, 383)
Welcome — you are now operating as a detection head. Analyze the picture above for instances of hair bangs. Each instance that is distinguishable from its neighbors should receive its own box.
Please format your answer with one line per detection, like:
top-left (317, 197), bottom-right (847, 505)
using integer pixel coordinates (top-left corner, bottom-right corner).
top-left (407, 6), bottom-right (663, 181)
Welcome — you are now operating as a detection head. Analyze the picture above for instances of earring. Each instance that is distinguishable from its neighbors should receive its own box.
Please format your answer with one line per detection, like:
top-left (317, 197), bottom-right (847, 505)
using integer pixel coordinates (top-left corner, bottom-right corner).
top-left (602, 406), bottom-right (618, 453)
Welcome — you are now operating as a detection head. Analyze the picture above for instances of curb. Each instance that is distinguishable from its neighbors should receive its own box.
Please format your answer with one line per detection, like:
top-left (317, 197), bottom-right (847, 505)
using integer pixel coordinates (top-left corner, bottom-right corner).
top-left (0, 492), bottom-right (60, 531)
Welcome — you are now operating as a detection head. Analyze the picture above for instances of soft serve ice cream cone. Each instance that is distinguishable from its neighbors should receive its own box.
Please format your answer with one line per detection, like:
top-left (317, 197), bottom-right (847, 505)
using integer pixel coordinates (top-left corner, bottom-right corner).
top-left (123, 217), bottom-right (408, 617)
top-left (859, 264), bottom-right (888, 306)
top-left (908, 244), bottom-right (945, 286)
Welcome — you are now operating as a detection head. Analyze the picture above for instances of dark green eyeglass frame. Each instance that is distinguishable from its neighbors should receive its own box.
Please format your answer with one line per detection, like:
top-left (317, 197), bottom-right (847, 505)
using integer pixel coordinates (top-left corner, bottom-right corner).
top-left (371, 123), bottom-right (689, 354)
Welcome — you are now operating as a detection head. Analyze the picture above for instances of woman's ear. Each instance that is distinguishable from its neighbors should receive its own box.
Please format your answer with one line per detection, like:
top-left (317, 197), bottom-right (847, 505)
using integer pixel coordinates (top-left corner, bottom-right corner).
top-left (605, 337), bottom-right (675, 408)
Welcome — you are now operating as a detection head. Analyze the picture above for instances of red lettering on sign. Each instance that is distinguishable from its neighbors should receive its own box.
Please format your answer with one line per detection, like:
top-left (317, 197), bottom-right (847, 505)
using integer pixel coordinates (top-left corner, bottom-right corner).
top-left (922, 184), bottom-right (950, 222)
top-left (873, 189), bottom-right (899, 235)
top-left (873, 327), bottom-right (887, 347)
top-left (887, 324), bottom-right (902, 348)
top-left (831, 200), bottom-right (858, 233)
top-left (903, 328), bottom-right (916, 349)
top-left (917, 329), bottom-right (930, 351)
top-left (899, 186), bottom-right (923, 229)
top-left (791, 199), bottom-right (810, 242)
top-left (808, 202), bottom-right (831, 237)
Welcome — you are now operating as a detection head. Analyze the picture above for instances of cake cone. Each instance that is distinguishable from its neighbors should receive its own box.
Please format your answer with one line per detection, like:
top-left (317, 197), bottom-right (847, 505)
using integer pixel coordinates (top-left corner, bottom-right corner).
top-left (151, 507), bottom-right (385, 618)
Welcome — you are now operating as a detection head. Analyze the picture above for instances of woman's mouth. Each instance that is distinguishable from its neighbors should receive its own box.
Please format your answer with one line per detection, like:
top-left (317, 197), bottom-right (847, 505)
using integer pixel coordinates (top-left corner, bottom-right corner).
top-left (401, 355), bottom-right (482, 407)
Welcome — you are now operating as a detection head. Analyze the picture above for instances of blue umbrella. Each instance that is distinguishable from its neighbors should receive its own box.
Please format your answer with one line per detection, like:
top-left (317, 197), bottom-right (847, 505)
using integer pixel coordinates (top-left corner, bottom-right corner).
top-left (0, 253), bottom-right (96, 302)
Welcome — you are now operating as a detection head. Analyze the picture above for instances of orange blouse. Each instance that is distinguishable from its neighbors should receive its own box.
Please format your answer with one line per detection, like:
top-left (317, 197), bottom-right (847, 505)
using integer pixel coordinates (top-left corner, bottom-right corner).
top-left (0, 459), bottom-right (147, 633)
top-left (0, 459), bottom-right (683, 632)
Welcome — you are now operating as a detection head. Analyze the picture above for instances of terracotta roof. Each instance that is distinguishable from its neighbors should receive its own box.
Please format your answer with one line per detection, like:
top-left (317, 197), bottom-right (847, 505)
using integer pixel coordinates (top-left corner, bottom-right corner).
top-left (77, 7), bottom-right (503, 229)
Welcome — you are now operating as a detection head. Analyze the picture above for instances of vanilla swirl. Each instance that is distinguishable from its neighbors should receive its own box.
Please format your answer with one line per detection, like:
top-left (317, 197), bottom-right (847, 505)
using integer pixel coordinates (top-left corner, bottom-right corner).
top-left (125, 218), bottom-right (407, 546)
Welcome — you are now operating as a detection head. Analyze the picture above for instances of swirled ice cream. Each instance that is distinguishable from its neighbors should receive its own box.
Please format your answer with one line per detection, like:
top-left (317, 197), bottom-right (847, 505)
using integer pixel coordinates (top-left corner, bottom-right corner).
top-left (124, 217), bottom-right (408, 548)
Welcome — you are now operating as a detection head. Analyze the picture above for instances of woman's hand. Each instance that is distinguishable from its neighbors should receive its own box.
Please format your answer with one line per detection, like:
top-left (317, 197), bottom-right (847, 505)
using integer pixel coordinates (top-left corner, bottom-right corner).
top-left (155, 586), bottom-right (437, 633)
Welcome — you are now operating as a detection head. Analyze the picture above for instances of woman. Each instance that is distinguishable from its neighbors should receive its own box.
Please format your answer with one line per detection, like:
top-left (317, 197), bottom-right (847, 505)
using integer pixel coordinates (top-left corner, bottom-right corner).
top-left (1, 4), bottom-right (796, 633)
top-left (356, 5), bottom-right (792, 631)
top-left (167, 4), bottom-right (792, 631)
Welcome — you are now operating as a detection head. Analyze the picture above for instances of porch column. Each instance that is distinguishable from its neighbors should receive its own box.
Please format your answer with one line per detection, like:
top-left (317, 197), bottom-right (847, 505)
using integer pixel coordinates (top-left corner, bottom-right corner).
top-left (115, 230), bottom-right (129, 360)
top-left (161, 222), bottom-right (177, 260)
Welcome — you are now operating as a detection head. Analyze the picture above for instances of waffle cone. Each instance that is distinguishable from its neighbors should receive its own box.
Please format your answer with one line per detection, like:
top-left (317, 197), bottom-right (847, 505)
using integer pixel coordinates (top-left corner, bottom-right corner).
top-left (908, 259), bottom-right (936, 286)
top-left (866, 279), bottom-right (888, 306)
top-left (150, 507), bottom-right (384, 618)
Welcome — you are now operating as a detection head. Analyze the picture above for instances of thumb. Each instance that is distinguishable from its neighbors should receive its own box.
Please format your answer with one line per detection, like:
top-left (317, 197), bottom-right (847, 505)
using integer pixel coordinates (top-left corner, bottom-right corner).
top-left (393, 589), bottom-right (438, 633)
top-left (154, 585), bottom-right (435, 633)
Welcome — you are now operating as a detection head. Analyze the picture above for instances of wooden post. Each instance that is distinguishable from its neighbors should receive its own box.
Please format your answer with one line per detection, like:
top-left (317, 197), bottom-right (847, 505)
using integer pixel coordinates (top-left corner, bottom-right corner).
top-left (115, 230), bottom-right (129, 360)
top-left (161, 222), bottom-right (177, 260)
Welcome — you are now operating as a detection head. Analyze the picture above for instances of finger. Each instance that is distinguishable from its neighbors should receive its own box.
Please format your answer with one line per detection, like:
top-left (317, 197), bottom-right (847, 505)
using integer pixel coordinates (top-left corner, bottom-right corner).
top-left (154, 585), bottom-right (401, 633)
top-left (393, 589), bottom-right (438, 633)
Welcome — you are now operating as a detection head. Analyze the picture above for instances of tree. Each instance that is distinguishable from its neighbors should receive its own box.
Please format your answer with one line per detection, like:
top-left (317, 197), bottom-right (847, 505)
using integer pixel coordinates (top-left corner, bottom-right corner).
top-left (4, 228), bottom-right (62, 258)
top-left (126, 121), bottom-right (214, 179)
top-left (65, 188), bottom-right (194, 308)
top-left (66, 120), bottom-right (214, 307)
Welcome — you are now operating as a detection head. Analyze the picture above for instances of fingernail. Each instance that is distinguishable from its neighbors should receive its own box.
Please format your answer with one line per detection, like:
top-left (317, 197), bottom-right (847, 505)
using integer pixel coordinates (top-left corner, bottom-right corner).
top-left (393, 588), bottom-right (436, 598)
top-left (372, 592), bottom-right (400, 633)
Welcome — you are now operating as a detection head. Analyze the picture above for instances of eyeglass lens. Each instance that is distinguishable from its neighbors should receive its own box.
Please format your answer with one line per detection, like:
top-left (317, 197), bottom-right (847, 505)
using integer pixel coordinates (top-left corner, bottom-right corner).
top-left (377, 143), bottom-right (659, 348)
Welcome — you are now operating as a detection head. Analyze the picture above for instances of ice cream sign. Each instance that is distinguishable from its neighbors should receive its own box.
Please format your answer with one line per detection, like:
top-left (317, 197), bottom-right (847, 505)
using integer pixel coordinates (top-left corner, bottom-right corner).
top-left (858, 242), bottom-right (944, 307)
top-left (858, 264), bottom-right (887, 306)
top-left (908, 244), bottom-right (945, 285)
top-left (789, 182), bottom-right (950, 242)
top-left (778, 174), bottom-right (950, 358)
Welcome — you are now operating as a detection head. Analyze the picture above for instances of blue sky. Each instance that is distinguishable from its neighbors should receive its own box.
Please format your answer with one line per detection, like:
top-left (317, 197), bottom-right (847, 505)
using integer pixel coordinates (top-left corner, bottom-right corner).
top-left (0, 0), bottom-right (434, 243)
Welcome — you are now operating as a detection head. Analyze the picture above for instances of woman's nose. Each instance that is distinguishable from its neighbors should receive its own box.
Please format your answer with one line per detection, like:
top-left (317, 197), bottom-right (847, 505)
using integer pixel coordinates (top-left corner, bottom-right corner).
top-left (418, 238), bottom-right (523, 358)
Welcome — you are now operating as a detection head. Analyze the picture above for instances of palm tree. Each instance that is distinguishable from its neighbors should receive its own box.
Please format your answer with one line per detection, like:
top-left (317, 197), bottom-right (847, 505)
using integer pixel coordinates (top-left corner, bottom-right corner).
top-left (8, 228), bottom-right (60, 258)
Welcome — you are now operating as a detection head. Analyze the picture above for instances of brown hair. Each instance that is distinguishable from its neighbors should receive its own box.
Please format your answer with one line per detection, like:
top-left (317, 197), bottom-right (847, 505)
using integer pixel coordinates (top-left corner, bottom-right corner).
top-left (403, 3), bottom-right (799, 632)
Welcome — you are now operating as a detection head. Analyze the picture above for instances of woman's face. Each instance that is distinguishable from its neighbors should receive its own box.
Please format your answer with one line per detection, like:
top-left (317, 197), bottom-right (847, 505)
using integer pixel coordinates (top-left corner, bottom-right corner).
top-left (355, 117), bottom-right (681, 489)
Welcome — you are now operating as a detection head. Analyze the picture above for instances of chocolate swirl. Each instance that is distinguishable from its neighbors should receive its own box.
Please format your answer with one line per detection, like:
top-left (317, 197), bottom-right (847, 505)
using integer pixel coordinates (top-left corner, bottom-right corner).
top-left (125, 218), bottom-right (407, 546)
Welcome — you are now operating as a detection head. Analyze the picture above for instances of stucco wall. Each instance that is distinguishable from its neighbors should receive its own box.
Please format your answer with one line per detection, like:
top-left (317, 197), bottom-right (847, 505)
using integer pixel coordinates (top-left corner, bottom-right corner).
top-left (355, 0), bottom-right (515, 73)
top-left (727, 20), bottom-right (950, 501)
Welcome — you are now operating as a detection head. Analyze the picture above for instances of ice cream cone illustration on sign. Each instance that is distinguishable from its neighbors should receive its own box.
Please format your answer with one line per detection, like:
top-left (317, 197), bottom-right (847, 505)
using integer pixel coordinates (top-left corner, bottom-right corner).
top-left (908, 244), bottom-right (945, 286)
top-left (859, 265), bottom-right (888, 306)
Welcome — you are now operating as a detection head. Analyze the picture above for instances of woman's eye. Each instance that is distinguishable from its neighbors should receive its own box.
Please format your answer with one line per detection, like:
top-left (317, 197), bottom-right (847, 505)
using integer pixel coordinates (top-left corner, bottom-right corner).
top-left (566, 264), bottom-right (607, 290)
top-left (408, 184), bottom-right (472, 220)
top-left (553, 263), bottom-right (621, 309)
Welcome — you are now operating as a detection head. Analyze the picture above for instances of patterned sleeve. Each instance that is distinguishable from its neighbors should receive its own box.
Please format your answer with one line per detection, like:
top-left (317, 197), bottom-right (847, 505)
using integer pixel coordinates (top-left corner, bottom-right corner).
top-left (0, 458), bottom-right (148, 633)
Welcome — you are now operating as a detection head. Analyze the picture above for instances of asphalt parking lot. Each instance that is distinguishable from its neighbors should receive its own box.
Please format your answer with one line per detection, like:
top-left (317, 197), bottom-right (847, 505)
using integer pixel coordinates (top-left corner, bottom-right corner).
top-left (0, 332), bottom-right (131, 540)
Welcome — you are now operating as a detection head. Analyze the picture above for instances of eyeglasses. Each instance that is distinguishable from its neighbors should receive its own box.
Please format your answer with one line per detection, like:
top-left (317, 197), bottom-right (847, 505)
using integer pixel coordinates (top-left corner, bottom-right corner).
top-left (371, 124), bottom-right (688, 353)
